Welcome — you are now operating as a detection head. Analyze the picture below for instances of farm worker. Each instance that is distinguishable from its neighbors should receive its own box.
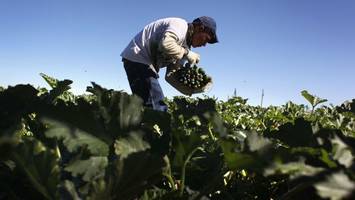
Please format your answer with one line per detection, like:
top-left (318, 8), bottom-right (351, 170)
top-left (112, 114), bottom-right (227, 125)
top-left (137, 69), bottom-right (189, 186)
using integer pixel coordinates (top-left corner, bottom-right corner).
top-left (121, 16), bottom-right (218, 112)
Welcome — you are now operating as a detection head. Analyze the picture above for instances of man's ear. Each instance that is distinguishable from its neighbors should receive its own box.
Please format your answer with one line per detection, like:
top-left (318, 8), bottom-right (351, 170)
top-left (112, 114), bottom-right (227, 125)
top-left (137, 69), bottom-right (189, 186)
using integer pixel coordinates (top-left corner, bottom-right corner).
top-left (194, 24), bottom-right (205, 32)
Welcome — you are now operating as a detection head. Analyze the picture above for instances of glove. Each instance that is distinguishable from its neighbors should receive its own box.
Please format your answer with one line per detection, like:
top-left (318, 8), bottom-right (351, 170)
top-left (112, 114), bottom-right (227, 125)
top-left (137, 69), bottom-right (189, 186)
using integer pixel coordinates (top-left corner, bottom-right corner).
top-left (186, 51), bottom-right (200, 66)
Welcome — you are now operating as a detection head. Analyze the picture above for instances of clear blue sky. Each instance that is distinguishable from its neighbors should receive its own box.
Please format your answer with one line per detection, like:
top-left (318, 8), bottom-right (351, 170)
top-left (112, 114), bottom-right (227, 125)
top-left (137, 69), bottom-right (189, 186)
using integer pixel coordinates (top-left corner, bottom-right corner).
top-left (1, 0), bottom-right (354, 106)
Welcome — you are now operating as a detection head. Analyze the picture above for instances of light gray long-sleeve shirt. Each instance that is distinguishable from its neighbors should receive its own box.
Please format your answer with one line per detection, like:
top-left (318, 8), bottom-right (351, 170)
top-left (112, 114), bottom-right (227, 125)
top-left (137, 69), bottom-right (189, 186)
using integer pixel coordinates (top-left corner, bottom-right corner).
top-left (121, 17), bottom-right (189, 74)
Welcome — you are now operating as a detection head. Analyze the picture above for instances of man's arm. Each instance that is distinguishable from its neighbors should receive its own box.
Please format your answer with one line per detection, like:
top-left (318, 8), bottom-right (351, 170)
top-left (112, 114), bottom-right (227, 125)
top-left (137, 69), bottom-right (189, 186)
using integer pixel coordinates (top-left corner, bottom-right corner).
top-left (159, 31), bottom-right (200, 65)
top-left (159, 31), bottom-right (188, 60)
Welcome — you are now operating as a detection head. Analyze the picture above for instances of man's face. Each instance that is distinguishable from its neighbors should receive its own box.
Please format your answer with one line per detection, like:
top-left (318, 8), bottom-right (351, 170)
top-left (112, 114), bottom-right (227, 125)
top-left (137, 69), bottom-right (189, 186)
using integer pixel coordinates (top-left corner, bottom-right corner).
top-left (191, 31), bottom-right (212, 48)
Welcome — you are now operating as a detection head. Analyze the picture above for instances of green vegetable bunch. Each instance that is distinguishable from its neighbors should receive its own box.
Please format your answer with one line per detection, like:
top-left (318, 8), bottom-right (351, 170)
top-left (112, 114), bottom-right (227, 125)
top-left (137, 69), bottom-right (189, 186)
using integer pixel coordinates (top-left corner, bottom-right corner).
top-left (174, 64), bottom-right (212, 89)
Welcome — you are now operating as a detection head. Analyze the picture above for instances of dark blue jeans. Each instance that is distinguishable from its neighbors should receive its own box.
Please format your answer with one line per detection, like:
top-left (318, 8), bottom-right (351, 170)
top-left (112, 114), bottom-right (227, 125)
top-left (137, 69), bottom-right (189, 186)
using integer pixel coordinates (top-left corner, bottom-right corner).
top-left (123, 58), bottom-right (168, 112)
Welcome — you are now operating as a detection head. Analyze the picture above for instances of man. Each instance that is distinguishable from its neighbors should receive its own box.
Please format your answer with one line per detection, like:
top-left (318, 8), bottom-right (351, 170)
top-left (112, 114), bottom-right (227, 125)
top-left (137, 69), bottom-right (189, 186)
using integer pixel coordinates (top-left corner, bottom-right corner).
top-left (121, 16), bottom-right (218, 111)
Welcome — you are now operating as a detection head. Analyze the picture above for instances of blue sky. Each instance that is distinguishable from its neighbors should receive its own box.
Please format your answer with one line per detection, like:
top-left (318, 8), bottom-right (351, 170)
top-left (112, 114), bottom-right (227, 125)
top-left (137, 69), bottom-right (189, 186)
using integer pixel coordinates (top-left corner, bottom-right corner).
top-left (1, 0), bottom-right (354, 106)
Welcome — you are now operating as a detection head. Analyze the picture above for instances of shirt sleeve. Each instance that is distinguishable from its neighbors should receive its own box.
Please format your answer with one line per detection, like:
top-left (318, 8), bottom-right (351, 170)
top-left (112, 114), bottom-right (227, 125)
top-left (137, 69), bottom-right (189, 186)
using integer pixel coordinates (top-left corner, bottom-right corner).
top-left (158, 31), bottom-right (187, 61)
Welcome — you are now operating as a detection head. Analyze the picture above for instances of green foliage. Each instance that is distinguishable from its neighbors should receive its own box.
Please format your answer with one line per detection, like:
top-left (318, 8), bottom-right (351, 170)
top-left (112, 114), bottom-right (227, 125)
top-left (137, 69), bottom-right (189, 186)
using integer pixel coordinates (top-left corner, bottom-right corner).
top-left (0, 74), bottom-right (354, 199)
top-left (7, 138), bottom-right (60, 200)
top-left (40, 73), bottom-right (75, 104)
top-left (315, 171), bottom-right (355, 199)
top-left (301, 90), bottom-right (328, 111)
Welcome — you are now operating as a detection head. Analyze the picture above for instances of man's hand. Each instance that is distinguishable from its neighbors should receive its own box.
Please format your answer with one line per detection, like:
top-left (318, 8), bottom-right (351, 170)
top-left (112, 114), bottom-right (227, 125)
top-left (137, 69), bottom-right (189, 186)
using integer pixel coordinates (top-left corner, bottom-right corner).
top-left (186, 51), bottom-right (200, 66)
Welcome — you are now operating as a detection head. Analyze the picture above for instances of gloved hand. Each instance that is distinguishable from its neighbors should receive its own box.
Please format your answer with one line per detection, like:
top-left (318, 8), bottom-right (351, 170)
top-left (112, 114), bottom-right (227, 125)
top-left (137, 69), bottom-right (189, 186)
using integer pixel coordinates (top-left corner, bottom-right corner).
top-left (186, 51), bottom-right (200, 66)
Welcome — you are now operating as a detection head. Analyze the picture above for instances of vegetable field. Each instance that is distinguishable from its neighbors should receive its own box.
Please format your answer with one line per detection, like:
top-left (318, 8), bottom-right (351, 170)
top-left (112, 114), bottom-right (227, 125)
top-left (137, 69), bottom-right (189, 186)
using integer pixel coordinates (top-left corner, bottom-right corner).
top-left (1, 74), bottom-right (355, 200)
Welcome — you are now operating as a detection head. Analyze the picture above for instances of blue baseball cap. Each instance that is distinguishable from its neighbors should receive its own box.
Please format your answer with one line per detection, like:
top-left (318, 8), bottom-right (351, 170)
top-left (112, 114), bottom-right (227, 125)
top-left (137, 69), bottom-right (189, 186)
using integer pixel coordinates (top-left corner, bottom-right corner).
top-left (193, 16), bottom-right (218, 44)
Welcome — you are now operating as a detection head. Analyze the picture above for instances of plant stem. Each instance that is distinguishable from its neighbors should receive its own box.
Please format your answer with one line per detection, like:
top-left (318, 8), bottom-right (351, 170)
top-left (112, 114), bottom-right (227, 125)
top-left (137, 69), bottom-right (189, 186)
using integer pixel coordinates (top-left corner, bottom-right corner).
top-left (179, 147), bottom-right (204, 197)
top-left (208, 124), bottom-right (217, 141)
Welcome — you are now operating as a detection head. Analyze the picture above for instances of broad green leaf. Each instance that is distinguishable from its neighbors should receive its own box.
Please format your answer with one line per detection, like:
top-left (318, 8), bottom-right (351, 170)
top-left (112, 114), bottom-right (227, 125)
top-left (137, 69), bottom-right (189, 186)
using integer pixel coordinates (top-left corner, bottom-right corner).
top-left (118, 93), bottom-right (144, 129)
top-left (10, 138), bottom-right (60, 200)
top-left (263, 158), bottom-right (324, 178)
top-left (38, 97), bottom-right (113, 144)
top-left (315, 171), bottom-right (355, 200)
top-left (221, 148), bottom-right (255, 170)
top-left (204, 112), bottom-right (228, 137)
top-left (64, 156), bottom-right (108, 182)
top-left (246, 131), bottom-right (273, 152)
top-left (40, 73), bottom-right (74, 103)
top-left (219, 137), bottom-right (261, 170)
top-left (265, 118), bottom-right (316, 147)
top-left (87, 82), bottom-right (143, 131)
top-left (43, 118), bottom-right (109, 156)
top-left (220, 132), bottom-right (278, 172)
top-left (331, 135), bottom-right (353, 168)
top-left (110, 150), bottom-right (167, 200)
top-left (114, 131), bottom-right (150, 159)
top-left (108, 132), bottom-right (167, 200)
top-left (86, 178), bottom-right (113, 200)
top-left (288, 146), bottom-right (338, 169)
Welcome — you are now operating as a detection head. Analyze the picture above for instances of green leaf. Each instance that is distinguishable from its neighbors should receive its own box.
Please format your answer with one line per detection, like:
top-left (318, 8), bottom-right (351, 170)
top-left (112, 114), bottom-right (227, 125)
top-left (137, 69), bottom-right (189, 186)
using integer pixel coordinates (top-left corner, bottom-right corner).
top-left (111, 151), bottom-right (167, 200)
top-left (142, 109), bottom-right (171, 155)
top-left (289, 146), bottom-right (338, 168)
top-left (40, 73), bottom-right (73, 103)
top-left (40, 73), bottom-right (59, 88)
top-left (0, 85), bottom-right (39, 135)
top-left (171, 97), bottom-right (217, 121)
top-left (246, 131), bottom-right (273, 152)
top-left (38, 96), bottom-right (113, 144)
top-left (265, 118), bottom-right (316, 147)
top-left (315, 171), bottom-right (355, 200)
top-left (301, 90), bottom-right (327, 109)
top-left (171, 127), bottom-right (203, 168)
top-left (219, 132), bottom-right (276, 171)
top-left (87, 82), bottom-right (143, 131)
top-left (143, 108), bottom-right (171, 135)
top-left (114, 131), bottom-right (150, 159)
top-left (331, 135), bottom-right (353, 168)
top-left (336, 99), bottom-right (355, 114)
top-left (220, 143), bottom-right (255, 170)
top-left (64, 156), bottom-right (108, 182)
top-left (43, 118), bottom-right (109, 156)
top-left (204, 112), bottom-right (229, 138)
top-left (108, 132), bottom-right (167, 200)
top-left (10, 138), bottom-right (60, 200)
top-left (263, 158), bottom-right (324, 178)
